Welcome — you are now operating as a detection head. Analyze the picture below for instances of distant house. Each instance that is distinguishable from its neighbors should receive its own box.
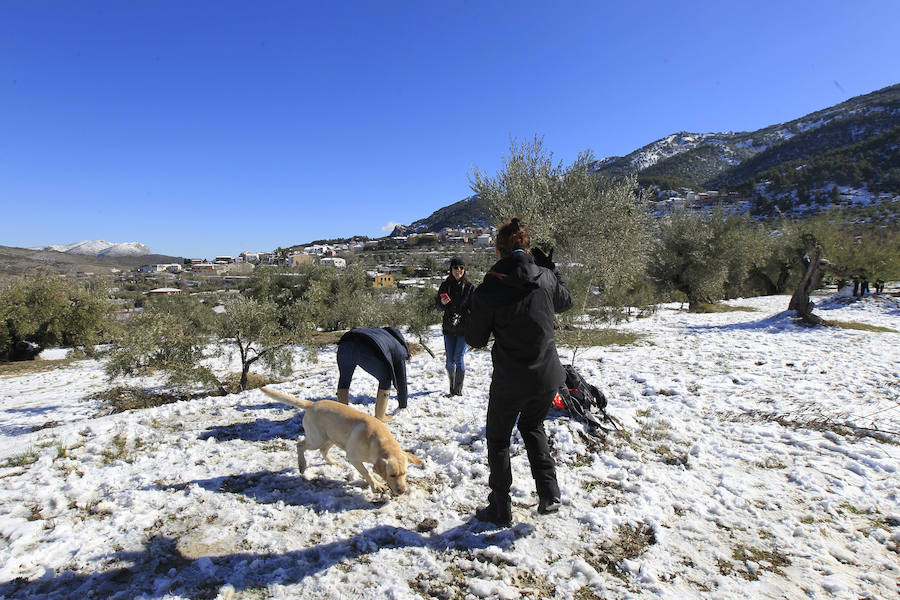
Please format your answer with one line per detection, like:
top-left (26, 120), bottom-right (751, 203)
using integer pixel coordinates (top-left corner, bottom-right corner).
top-left (303, 244), bottom-right (335, 257)
top-left (191, 262), bottom-right (219, 273)
top-left (475, 233), bottom-right (492, 246)
top-left (147, 287), bottom-right (181, 296)
top-left (139, 263), bottom-right (180, 274)
top-left (290, 253), bottom-right (314, 267)
top-left (372, 273), bottom-right (395, 288)
top-left (320, 257), bottom-right (346, 268)
top-left (221, 262), bottom-right (255, 275)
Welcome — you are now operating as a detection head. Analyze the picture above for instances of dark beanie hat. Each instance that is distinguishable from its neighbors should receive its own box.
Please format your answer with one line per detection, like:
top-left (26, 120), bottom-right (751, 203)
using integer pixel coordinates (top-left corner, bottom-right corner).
top-left (450, 257), bottom-right (466, 268)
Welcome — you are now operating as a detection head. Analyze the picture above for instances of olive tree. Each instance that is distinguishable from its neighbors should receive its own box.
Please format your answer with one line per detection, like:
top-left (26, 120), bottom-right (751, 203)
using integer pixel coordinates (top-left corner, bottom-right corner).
top-left (469, 136), bottom-right (650, 321)
top-left (303, 265), bottom-right (383, 331)
top-left (106, 294), bottom-right (222, 392)
top-left (648, 207), bottom-right (770, 310)
top-left (216, 295), bottom-right (312, 391)
top-left (0, 272), bottom-right (114, 360)
top-left (379, 285), bottom-right (441, 357)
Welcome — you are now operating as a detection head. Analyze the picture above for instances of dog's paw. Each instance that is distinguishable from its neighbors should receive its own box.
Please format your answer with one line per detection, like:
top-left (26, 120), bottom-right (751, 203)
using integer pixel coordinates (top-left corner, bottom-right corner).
top-left (370, 482), bottom-right (390, 496)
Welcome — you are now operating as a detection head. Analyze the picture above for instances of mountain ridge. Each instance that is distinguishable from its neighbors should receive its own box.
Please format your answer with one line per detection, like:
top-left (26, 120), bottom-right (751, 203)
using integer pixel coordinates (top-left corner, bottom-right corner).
top-left (28, 240), bottom-right (153, 257)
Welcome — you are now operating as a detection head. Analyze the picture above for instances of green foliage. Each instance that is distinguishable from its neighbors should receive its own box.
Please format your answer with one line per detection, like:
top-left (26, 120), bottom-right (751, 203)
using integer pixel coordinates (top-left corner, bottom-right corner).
top-left (243, 265), bottom-right (306, 308)
top-left (105, 294), bottom-right (222, 392)
top-left (0, 273), bottom-right (114, 360)
top-left (302, 265), bottom-right (383, 331)
top-left (216, 295), bottom-right (311, 390)
top-left (752, 126), bottom-right (900, 197)
top-left (649, 208), bottom-right (770, 309)
top-left (379, 285), bottom-right (442, 355)
top-left (803, 209), bottom-right (900, 280)
top-left (747, 217), bottom-right (809, 295)
top-left (469, 136), bottom-right (651, 320)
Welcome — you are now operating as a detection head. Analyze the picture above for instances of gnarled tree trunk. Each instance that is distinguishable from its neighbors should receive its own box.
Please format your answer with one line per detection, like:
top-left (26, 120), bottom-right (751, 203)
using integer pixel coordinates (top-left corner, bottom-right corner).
top-left (788, 237), bottom-right (827, 326)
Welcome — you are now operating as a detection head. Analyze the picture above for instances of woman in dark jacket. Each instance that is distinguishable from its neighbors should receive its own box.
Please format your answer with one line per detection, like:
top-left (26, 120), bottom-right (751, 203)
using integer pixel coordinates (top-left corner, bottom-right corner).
top-left (336, 326), bottom-right (409, 422)
top-left (465, 218), bottom-right (573, 526)
top-left (435, 257), bottom-right (474, 396)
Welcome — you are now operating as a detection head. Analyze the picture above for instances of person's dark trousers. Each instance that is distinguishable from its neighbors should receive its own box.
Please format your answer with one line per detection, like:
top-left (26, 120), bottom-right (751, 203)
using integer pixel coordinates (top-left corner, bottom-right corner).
top-left (485, 385), bottom-right (560, 510)
top-left (337, 341), bottom-right (396, 400)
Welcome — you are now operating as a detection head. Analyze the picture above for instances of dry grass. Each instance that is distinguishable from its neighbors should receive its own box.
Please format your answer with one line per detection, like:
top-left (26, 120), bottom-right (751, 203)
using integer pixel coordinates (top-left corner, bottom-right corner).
top-left (827, 320), bottom-right (898, 333)
top-left (581, 523), bottom-right (657, 581)
top-left (690, 302), bottom-right (758, 313)
top-left (0, 357), bottom-right (77, 377)
top-left (92, 386), bottom-right (197, 415)
top-left (556, 327), bottom-right (644, 347)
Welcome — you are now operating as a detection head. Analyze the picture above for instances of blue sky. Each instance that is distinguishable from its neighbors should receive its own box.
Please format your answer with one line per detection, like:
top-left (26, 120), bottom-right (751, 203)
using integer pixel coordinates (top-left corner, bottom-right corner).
top-left (2, 1), bottom-right (898, 259)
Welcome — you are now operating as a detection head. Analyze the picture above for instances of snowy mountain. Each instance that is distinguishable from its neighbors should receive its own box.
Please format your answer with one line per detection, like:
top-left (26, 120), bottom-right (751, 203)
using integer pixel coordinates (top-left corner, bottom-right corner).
top-left (28, 240), bottom-right (153, 257)
top-left (393, 195), bottom-right (490, 236)
top-left (392, 83), bottom-right (900, 232)
top-left (591, 83), bottom-right (900, 192)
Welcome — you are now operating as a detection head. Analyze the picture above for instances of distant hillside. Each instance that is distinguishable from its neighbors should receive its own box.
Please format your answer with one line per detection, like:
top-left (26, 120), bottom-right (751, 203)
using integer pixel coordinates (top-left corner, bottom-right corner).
top-left (0, 245), bottom-right (183, 285)
top-left (592, 83), bottom-right (900, 197)
top-left (390, 195), bottom-right (491, 236)
top-left (28, 240), bottom-right (153, 257)
top-left (751, 125), bottom-right (900, 195)
top-left (385, 84), bottom-right (899, 233)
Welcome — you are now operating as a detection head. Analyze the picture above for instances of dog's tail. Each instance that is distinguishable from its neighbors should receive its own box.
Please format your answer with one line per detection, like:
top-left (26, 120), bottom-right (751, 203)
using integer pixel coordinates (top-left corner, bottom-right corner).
top-left (260, 387), bottom-right (314, 409)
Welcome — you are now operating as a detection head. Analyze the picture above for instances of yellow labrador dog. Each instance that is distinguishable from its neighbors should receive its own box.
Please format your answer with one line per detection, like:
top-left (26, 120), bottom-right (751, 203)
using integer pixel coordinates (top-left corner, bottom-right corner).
top-left (260, 387), bottom-right (422, 496)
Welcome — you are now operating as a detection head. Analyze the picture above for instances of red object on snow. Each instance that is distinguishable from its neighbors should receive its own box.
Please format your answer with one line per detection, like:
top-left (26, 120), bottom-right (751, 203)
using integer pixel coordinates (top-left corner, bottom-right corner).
top-left (552, 392), bottom-right (565, 409)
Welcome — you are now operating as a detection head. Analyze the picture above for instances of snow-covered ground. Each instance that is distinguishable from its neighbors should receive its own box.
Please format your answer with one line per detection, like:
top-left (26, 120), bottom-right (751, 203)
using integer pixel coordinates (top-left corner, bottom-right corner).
top-left (1, 292), bottom-right (898, 599)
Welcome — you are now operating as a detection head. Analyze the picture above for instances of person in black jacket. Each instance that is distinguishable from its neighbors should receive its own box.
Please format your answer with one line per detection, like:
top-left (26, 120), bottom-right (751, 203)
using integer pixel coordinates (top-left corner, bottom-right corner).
top-left (336, 326), bottom-right (409, 422)
top-left (465, 217), bottom-right (573, 526)
top-left (435, 257), bottom-right (474, 396)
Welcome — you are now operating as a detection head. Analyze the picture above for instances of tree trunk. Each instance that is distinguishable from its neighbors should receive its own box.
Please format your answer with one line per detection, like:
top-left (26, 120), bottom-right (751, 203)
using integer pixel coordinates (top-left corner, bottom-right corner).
top-left (239, 364), bottom-right (250, 391)
top-left (751, 268), bottom-right (778, 296)
top-left (788, 242), bottom-right (826, 326)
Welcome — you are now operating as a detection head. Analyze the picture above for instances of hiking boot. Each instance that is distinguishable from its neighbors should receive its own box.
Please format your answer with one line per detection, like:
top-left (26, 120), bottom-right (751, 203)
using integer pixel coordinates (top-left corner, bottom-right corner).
top-left (474, 505), bottom-right (512, 527)
top-left (474, 493), bottom-right (512, 527)
top-left (537, 497), bottom-right (561, 515)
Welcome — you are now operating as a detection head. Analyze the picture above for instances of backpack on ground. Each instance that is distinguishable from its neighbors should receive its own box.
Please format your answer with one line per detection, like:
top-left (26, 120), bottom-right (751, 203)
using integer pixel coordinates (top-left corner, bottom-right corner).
top-left (554, 363), bottom-right (616, 434)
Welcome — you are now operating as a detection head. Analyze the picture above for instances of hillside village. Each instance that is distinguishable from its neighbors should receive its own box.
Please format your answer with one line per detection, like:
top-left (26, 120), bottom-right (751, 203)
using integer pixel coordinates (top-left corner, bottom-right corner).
top-left (132, 225), bottom-right (498, 295)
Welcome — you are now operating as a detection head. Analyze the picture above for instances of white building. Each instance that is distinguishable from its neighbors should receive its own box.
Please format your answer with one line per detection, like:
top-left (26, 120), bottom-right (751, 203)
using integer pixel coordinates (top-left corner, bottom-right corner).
top-left (320, 257), bottom-right (347, 268)
top-left (139, 263), bottom-right (181, 274)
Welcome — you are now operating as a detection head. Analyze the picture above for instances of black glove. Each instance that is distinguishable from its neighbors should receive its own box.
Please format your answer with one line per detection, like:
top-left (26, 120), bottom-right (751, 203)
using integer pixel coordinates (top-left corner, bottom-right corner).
top-left (532, 247), bottom-right (555, 271)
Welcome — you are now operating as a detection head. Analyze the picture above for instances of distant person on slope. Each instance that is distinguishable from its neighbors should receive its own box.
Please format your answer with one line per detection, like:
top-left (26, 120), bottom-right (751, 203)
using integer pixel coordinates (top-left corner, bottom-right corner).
top-left (436, 257), bottom-right (474, 396)
top-left (465, 217), bottom-right (573, 527)
top-left (336, 326), bottom-right (409, 422)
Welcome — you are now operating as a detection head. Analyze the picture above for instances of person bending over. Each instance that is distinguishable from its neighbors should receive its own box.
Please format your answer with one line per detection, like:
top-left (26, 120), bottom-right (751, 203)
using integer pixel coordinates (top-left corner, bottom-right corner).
top-left (336, 326), bottom-right (409, 422)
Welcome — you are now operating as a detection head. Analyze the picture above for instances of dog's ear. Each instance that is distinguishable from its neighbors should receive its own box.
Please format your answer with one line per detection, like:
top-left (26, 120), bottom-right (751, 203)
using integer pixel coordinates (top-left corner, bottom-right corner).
top-left (373, 457), bottom-right (388, 479)
top-left (405, 451), bottom-right (423, 466)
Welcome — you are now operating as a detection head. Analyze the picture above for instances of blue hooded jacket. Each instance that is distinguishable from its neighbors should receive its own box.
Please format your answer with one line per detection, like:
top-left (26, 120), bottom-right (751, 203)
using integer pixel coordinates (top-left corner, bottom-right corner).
top-left (338, 327), bottom-right (409, 406)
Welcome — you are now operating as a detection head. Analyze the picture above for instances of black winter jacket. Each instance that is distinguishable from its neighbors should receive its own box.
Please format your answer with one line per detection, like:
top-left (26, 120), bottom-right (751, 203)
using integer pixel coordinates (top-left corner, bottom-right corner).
top-left (435, 275), bottom-right (474, 336)
top-left (338, 327), bottom-right (409, 406)
top-left (465, 251), bottom-right (573, 395)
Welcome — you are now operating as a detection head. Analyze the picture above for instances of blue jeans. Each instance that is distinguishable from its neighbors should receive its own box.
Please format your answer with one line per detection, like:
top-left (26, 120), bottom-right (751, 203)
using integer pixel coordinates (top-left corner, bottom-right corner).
top-left (444, 335), bottom-right (467, 371)
top-left (337, 341), bottom-right (392, 390)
